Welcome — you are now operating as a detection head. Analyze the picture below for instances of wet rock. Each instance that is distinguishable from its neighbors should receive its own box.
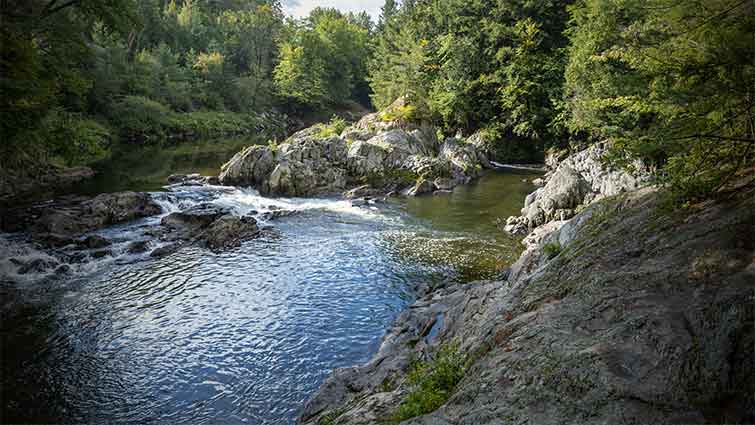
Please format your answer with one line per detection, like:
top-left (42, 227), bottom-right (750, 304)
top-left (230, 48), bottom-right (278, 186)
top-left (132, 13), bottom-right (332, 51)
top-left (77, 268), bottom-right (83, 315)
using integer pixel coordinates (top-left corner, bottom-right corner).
top-left (91, 250), bottom-right (112, 259)
top-left (54, 264), bottom-right (72, 275)
top-left (78, 235), bottom-right (111, 250)
top-left (33, 233), bottom-right (77, 248)
top-left (259, 209), bottom-right (299, 221)
top-left (126, 240), bottom-right (151, 254)
top-left (17, 258), bottom-right (59, 275)
top-left (31, 192), bottom-right (162, 238)
top-left (159, 203), bottom-right (262, 250)
top-left (161, 204), bottom-right (231, 230)
top-left (150, 243), bottom-right (182, 258)
top-left (203, 215), bottom-right (260, 250)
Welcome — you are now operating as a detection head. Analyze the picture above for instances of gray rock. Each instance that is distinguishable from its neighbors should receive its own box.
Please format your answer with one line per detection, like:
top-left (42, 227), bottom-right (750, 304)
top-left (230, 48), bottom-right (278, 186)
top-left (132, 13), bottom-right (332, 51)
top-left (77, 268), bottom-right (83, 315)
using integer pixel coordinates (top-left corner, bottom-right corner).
top-left (150, 243), bottom-right (182, 258)
top-left (78, 235), bottom-right (111, 250)
top-left (217, 101), bottom-right (491, 198)
top-left (300, 185), bottom-right (755, 425)
top-left (161, 204), bottom-right (231, 230)
top-left (31, 192), bottom-right (162, 238)
top-left (17, 257), bottom-right (59, 275)
top-left (126, 240), bottom-right (151, 254)
top-left (202, 215), bottom-right (259, 250)
top-left (504, 142), bottom-right (651, 236)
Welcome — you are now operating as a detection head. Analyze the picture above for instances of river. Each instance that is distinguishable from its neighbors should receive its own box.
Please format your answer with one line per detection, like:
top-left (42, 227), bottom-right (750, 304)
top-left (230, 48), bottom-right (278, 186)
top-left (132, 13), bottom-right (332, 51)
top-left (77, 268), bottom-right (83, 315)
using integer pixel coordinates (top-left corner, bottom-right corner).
top-left (0, 138), bottom-right (538, 424)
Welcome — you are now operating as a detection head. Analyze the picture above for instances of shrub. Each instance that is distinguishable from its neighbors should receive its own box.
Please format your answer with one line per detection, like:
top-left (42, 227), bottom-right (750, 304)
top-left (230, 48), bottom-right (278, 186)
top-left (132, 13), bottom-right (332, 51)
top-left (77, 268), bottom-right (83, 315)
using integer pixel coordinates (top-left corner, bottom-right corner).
top-left (43, 110), bottom-right (111, 166)
top-left (392, 344), bottom-right (466, 422)
top-left (107, 96), bottom-right (173, 142)
top-left (543, 242), bottom-right (562, 258)
top-left (379, 104), bottom-right (417, 124)
top-left (316, 116), bottom-right (348, 138)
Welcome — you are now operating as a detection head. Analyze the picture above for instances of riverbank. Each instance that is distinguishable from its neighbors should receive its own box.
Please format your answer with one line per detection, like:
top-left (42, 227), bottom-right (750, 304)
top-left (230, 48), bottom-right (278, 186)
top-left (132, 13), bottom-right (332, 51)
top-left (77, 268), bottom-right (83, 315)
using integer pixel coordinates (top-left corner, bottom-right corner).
top-left (299, 157), bottom-right (755, 424)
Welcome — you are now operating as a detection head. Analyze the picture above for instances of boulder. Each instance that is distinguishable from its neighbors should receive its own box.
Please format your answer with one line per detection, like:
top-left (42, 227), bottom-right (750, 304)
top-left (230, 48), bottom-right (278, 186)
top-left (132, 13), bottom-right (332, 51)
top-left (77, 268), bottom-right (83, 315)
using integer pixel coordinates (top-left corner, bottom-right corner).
top-left (218, 145), bottom-right (276, 187)
top-left (161, 203), bottom-right (231, 230)
top-left (78, 235), bottom-right (111, 250)
top-left (203, 215), bottom-right (260, 250)
top-left (126, 240), bottom-right (151, 254)
top-left (159, 203), bottom-right (261, 250)
top-left (217, 100), bottom-right (492, 197)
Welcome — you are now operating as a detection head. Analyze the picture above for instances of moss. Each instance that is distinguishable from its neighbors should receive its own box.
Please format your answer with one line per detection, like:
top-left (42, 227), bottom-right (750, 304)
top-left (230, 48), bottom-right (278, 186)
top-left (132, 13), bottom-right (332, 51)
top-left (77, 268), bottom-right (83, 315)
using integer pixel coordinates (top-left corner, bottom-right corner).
top-left (390, 344), bottom-right (466, 422)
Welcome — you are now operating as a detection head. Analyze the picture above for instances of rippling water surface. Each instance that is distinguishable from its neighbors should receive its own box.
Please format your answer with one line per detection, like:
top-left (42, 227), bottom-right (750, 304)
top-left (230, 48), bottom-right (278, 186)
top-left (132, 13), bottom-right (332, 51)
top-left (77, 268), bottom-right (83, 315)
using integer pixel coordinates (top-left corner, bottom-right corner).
top-left (0, 141), bottom-right (538, 424)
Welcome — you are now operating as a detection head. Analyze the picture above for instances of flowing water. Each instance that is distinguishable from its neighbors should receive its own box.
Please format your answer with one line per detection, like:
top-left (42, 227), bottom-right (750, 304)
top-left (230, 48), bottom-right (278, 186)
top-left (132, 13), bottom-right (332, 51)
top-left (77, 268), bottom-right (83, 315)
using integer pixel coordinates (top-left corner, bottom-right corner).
top-left (0, 138), bottom-right (539, 424)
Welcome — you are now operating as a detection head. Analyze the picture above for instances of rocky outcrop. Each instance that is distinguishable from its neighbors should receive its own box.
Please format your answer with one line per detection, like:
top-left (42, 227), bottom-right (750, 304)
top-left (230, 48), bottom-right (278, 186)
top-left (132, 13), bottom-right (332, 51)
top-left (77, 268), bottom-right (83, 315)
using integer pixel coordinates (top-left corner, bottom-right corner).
top-left (300, 180), bottom-right (755, 425)
top-left (0, 191), bottom-right (163, 246)
top-left (218, 102), bottom-right (491, 197)
top-left (504, 142), bottom-right (650, 234)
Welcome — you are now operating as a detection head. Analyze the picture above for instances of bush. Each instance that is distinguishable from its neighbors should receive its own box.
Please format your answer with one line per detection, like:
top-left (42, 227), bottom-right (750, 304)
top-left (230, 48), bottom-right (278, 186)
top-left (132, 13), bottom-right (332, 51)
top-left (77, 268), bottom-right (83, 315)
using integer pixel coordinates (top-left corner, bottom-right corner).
top-left (543, 242), bottom-right (562, 258)
top-left (107, 96), bottom-right (173, 142)
top-left (379, 104), bottom-right (418, 124)
top-left (392, 344), bottom-right (466, 422)
top-left (43, 110), bottom-right (111, 166)
top-left (316, 116), bottom-right (348, 138)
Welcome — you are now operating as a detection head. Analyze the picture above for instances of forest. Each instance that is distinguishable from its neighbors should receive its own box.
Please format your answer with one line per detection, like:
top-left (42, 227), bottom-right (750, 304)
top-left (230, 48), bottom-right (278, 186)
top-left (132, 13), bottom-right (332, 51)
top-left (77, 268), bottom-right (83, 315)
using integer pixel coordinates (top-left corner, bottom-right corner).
top-left (1, 0), bottom-right (753, 203)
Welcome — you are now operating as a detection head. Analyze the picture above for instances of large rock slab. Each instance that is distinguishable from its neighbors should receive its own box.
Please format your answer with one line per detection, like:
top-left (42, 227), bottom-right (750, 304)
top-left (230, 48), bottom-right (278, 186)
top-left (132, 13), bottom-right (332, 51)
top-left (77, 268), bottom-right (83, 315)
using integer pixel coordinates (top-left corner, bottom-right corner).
top-left (300, 182), bottom-right (755, 425)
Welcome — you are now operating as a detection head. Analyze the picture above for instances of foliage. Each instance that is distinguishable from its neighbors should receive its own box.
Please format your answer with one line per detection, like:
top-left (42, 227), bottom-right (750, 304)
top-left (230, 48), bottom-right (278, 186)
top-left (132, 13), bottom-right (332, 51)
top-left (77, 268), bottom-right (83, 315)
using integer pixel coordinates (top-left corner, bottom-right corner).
top-left (392, 344), bottom-right (466, 421)
top-left (565, 0), bottom-right (755, 202)
top-left (369, 0), bottom-right (572, 149)
top-left (42, 111), bottom-right (112, 166)
top-left (274, 8), bottom-right (372, 110)
top-left (379, 102), bottom-right (418, 124)
top-left (315, 116), bottom-right (348, 138)
top-left (108, 96), bottom-right (174, 142)
top-left (543, 242), bottom-right (562, 258)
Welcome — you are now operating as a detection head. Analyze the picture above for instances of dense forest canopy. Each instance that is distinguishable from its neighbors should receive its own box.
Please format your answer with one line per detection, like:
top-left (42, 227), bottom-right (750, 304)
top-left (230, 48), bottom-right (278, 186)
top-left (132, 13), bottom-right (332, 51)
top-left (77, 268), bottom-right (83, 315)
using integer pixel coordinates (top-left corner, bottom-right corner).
top-left (1, 0), bottom-right (752, 203)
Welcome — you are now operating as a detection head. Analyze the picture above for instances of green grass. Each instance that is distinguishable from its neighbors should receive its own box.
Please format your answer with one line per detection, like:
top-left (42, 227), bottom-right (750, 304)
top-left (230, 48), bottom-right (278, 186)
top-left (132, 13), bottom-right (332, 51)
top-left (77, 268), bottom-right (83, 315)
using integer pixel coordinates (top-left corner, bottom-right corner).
top-left (543, 242), bottom-right (562, 258)
top-left (391, 344), bottom-right (466, 422)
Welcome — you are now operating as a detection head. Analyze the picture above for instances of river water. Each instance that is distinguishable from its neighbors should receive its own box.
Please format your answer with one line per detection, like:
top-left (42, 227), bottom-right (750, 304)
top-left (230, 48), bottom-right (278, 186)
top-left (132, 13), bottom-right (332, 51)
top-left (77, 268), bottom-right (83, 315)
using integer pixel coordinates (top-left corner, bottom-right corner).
top-left (0, 138), bottom-right (538, 424)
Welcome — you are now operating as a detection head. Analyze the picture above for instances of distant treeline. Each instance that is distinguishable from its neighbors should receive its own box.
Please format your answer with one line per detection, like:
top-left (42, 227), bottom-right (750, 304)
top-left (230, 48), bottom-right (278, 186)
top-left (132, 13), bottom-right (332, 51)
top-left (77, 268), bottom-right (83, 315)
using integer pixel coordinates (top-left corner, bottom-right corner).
top-left (1, 0), bottom-right (753, 202)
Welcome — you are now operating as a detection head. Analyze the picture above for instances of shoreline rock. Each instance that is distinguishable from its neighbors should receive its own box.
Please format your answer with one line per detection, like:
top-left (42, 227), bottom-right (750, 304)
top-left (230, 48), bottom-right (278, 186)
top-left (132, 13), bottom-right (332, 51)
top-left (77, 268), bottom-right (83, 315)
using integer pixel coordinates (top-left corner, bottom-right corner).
top-left (299, 173), bottom-right (755, 424)
top-left (503, 142), bottom-right (650, 235)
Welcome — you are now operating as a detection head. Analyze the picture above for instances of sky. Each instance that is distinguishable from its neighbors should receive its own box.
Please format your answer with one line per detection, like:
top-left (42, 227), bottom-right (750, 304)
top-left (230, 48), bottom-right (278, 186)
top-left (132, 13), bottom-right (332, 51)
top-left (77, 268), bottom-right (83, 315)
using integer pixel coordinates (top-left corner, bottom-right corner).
top-left (281, 0), bottom-right (383, 20)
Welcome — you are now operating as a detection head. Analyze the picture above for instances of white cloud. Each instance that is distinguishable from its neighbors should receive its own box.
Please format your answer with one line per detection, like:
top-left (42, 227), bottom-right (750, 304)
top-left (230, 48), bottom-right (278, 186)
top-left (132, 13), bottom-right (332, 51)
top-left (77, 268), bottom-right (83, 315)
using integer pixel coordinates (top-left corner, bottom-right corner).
top-left (282, 0), bottom-right (383, 21)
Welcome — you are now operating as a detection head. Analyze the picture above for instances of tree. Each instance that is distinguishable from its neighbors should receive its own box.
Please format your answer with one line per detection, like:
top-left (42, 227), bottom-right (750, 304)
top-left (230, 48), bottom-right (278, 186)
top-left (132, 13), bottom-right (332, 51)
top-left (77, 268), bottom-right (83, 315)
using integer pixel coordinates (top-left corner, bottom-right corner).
top-left (274, 8), bottom-right (372, 109)
top-left (565, 0), bottom-right (755, 201)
